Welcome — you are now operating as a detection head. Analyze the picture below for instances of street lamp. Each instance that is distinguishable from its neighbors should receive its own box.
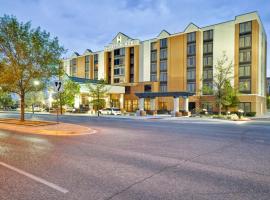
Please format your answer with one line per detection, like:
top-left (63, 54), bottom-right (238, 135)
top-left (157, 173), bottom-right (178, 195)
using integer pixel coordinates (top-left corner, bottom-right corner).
top-left (32, 80), bottom-right (40, 114)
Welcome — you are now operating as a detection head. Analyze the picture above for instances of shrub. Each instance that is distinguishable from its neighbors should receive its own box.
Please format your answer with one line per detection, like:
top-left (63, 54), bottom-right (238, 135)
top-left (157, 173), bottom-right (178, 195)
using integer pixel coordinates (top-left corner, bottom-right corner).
top-left (245, 112), bottom-right (256, 117)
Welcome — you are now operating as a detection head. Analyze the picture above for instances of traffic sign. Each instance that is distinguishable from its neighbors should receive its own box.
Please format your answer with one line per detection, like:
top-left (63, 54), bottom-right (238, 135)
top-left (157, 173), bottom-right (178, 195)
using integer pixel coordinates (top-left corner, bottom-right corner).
top-left (54, 81), bottom-right (64, 92)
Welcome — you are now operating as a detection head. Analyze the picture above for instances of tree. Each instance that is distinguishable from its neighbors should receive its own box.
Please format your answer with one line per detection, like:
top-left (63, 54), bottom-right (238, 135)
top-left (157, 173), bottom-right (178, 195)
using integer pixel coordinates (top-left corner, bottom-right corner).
top-left (221, 80), bottom-right (239, 112)
top-left (53, 79), bottom-right (80, 113)
top-left (0, 15), bottom-right (65, 121)
top-left (0, 90), bottom-right (14, 109)
top-left (87, 80), bottom-right (108, 117)
top-left (25, 91), bottom-right (44, 114)
top-left (204, 52), bottom-right (234, 116)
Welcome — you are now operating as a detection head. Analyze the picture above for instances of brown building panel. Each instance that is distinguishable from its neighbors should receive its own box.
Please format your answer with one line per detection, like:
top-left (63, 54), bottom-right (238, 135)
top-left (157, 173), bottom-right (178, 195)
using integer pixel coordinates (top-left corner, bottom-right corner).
top-left (125, 47), bottom-right (130, 83)
top-left (134, 45), bottom-right (140, 82)
top-left (251, 20), bottom-right (259, 94)
top-left (77, 56), bottom-right (85, 78)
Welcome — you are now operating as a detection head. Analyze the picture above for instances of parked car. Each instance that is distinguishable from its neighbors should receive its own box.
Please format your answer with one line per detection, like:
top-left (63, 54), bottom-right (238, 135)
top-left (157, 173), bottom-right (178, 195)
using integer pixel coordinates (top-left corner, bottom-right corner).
top-left (99, 108), bottom-right (121, 115)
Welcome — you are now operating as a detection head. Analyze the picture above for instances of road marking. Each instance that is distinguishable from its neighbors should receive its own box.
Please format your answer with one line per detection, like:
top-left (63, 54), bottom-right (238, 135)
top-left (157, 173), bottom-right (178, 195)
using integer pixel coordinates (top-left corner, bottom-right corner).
top-left (0, 161), bottom-right (68, 194)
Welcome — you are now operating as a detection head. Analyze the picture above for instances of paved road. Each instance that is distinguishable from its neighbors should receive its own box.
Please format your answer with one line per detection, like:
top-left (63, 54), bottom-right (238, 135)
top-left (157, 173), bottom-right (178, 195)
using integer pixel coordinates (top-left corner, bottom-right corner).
top-left (0, 113), bottom-right (270, 200)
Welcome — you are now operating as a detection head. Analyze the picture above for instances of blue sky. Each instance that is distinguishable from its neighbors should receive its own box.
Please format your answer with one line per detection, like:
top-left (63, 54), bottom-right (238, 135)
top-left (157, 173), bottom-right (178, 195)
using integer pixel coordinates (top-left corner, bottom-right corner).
top-left (0, 0), bottom-right (269, 75)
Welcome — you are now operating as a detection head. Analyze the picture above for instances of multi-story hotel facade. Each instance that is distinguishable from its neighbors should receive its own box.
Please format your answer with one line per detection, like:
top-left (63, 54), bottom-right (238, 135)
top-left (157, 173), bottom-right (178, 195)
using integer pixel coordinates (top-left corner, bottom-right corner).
top-left (62, 12), bottom-right (267, 116)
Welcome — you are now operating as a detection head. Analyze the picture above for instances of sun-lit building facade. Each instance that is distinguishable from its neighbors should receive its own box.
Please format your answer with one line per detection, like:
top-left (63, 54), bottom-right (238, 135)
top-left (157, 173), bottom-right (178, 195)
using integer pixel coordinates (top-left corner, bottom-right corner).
top-left (63, 12), bottom-right (267, 115)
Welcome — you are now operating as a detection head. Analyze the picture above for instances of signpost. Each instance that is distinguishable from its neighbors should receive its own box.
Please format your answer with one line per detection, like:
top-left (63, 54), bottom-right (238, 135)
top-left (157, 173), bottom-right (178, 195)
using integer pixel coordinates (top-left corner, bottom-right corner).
top-left (53, 81), bottom-right (64, 123)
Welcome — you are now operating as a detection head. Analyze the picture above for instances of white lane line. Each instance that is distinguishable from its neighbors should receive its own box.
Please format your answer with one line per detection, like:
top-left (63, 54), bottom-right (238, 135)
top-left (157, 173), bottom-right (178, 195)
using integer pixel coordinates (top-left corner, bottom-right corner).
top-left (0, 161), bottom-right (68, 194)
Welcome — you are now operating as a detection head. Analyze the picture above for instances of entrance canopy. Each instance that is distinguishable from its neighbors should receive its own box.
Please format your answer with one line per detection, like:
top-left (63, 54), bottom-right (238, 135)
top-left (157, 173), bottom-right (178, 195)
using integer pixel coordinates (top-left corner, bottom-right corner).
top-left (135, 91), bottom-right (195, 98)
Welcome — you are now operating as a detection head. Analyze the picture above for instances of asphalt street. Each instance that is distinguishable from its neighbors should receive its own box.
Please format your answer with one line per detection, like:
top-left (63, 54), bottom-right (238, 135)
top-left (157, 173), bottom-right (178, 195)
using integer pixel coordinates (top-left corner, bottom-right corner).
top-left (0, 113), bottom-right (270, 200)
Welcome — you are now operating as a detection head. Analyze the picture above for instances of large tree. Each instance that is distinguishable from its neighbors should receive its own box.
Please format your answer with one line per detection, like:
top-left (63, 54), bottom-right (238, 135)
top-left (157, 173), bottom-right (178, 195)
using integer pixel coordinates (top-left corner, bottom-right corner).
top-left (221, 80), bottom-right (239, 112)
top-left (0, 15), bottom-right (65, 121)
top-left (203, 52), bottom-right (235, 116)
top-left (87, 80), bottom-right (108, 117)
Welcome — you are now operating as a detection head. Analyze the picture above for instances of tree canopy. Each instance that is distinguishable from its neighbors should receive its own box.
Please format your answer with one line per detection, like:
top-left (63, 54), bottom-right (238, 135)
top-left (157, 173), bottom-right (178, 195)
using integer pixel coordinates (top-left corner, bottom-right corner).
top-left (0, 15), bottom-right (65, 120)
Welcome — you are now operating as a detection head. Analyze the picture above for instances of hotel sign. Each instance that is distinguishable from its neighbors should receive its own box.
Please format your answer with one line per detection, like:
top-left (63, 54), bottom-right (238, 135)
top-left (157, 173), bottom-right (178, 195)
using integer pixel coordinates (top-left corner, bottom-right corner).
top-left (105, 40), bottom-right (140, 51)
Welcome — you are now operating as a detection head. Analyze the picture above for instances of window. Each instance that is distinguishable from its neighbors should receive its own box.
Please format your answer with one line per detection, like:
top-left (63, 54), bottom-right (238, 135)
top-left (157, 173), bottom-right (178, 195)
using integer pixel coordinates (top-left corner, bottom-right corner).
top-left (94, 54), bottom-right (98, 64)
top-left (239, 49), bottom-right (251, 63)
top-left (239, 102), bottom-right (251, 113)
top-left (187, 69), bottom-right (196, 80)
top-left (151, 42), bottom-right (157, 50)
top-left (151, 74), bottom-right (157, 81)
top-left (94, 71), bottom-right (98, 80)
top-left (187, 43), bottom-right (196, 55)
top-left (203, 82), bottom-right (213, 94)
top-left (187, 32), bottom-right (196, 42)
top-left (160, 60), bottom-right (167, 71)
top-left (160, 72), bottom-right (167, 82)
top-left (203, 30), bottom-right (213, 41)
top-left (203, 42), bottom-right (213, 54)
top-left (160, 38), bottom-right (167, 48)
top-left (187, 56), bottom-right (196, 68)
top-left (85, 55), bottom-right (90, 63)
top-left (203, 55), bottom-right (213, 66)
top-left (151, 51), bottom-right (157, 61)
top-left (114, 67), bottom-right (125, 76)
top-left (203, 69), bottom-right (213, 80)
top-left (144, 85), bottom-right (152, 92)
top-left (85, 56), bottom-right (90, 78)
top-left (160, 84), bottom-right (167, 92)
top-left (239, 35), bottom-right (251, 48)
top-left (187, 82), bottom-right (196, 92)
top-left (85, 73), bottom-right (89, 79)
top-left (114, 78), bottom-right (120, 83)
top-left (151, 63), bottom-right (157, 73)
top-left (114, 48), bottom-right (125, 56)
top-left (240, 21), bottom-right (252, 34)
top-left (130, 47), bottom-right (134, 54)
top-left (202, 103), bottom-right (213, 112)
top-left (114, 58), bottom-right (124, 65)
top-left (160, 48), bottom-right (167, 60)
top-left (239, 65), bottom-right (251, 77)
top-left (239, 79), bottom-right (251, 92)
top-left (120, 48), bottom-right (125, 56)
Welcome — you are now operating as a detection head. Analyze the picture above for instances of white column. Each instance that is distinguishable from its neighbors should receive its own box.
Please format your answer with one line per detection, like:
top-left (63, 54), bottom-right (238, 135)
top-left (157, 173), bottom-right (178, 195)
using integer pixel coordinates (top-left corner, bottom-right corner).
top-left (173, 97), bottom-right (179, 112)
top-left (138, 98), bottom-right (144, 111)
top-left (150, 98), bottom-right (155, 111)
top-left (183, 97), bottom-right (189, 112)
top-left (120, 94), bottom-right (124, 109)
top-left (74, 94), bottom-right (80, 109)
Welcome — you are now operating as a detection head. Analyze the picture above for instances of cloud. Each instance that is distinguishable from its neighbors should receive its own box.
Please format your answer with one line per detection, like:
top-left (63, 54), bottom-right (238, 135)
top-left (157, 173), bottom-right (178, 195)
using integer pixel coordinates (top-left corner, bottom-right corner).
top-left (0, 0), bottom-right (269, 75)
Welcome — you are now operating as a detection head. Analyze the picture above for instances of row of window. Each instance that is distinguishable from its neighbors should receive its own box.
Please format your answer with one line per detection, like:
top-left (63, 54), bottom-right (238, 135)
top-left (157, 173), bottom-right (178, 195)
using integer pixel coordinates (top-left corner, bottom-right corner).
top-left (114, 48), bottom-right (125, 56)
top-left (239, 34), bottom-right (251, 48)
top-left (114, 67), bottom-right (125, 76)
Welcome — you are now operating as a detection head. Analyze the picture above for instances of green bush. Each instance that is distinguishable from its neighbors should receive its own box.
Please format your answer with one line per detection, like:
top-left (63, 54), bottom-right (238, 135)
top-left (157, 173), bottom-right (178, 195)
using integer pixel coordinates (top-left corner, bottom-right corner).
top-left (245, 112), bottom-right (256, 117)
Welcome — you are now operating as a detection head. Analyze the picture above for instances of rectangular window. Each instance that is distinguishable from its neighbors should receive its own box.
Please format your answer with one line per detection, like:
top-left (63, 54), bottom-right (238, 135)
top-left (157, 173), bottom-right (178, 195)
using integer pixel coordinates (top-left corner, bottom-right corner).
top-left (94, 54), bottom-right (98, 64)
top-left (239, 35), bottom-right (251, 48)
top-left (239, 102), bottom-right (251, 113)
top-left (203, 42), bottom-right (213, 54)
top-left (160, 72), bottom-right (167, 82)
top-left (94, 71), bottom-right (98, 80)
top-left (160, 38), bottom-right (167, 48)
top-left (160, 48), bottom-right (167, 60)
top-left (130, 47), bottom-right (134, 54)
top-left (187, 56), bottom-right (196, 68)
top-left (144, 85), bottom-right (152, 92)
top-left (187, 69), bottom-right (196, 80)
top-left (203, 69), bottom-right (213, 80)
top-left (151, 74), bottom-right (157, 81)
top-left (203, 30), bottom-right (213, 41)
top-left (239, 79), bottom-right (251, 92)
top-left (240, 21), bottom-right (252, 34)
top-left (203, 55), bottom-right (213, 67)
top-left (160, 84), bottom-right (167, 92)
top-left (187, 82), bottom-right (196, 92)
top-left (239, 49), bottom-right (251, 63)
top-left (114, 78), bottom-right (120, 83)
top-left (187, 32), bottom-right (196, 42)
top-left (151, 51), bottom-right (157, 61)
top-left (151, 42), bottom-right (157, 50)
top-left (239, 65), bottom-right (251, 77)
top-left (114, 58), bottom-right (124, 65)
top-left (203, 82), bottom-right (213, 94)
top-left (187, 43), bottom-right (196, 55)
top-left (160, 60), bottom-right (167, 71)
top-left (151, 63), bottom-right (157, 73)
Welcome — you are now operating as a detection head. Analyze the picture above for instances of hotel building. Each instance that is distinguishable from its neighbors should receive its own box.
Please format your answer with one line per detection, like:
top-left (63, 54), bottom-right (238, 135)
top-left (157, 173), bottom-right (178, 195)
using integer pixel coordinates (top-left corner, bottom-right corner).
top-left (62, 12), bottom-right (267, 116)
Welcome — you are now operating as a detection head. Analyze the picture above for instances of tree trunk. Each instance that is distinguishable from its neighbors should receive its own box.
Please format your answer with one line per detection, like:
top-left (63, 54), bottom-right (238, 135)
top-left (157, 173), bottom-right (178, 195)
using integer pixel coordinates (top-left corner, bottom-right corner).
top-left (20, 93), bottom-right (25, 121)
top-left (32, 104), bottom-right (34, 114)
top-left (218, 102), bottom-right (222, 116)
top-left (60, 93), bottom-right (63, 115)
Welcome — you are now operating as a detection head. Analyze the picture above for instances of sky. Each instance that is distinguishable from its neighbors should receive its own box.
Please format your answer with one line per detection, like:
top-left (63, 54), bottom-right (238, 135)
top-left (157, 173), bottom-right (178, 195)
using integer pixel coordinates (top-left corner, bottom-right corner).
top-left (0, 0), bottom-right (269, 76)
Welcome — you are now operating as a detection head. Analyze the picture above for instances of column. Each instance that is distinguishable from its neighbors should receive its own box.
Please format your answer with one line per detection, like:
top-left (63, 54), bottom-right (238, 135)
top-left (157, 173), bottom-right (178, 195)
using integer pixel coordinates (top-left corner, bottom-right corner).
top-left (136, 97), bottom-right (145, 116)
top-left (183, 97), bottom-right (189, 112)
top-left (119, 93), bottom-right (124, 110)
top-left (150, 98), bottom-right (156, 115)
top-left (172, 97), bottom-right (179, 116)
top-left (74, 94), bottom-right (80, 109)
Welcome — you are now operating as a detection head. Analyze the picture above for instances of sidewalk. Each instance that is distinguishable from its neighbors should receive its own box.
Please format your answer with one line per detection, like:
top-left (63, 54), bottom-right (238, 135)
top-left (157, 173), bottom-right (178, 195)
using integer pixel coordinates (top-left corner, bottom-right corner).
top-left (0, 119), bottom-right (95, 136)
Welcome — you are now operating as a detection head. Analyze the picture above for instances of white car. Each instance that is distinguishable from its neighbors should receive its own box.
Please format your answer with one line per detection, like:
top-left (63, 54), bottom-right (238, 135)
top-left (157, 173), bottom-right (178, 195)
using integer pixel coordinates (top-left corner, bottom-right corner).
top-left (99, 108), bottom-right (121, 115)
